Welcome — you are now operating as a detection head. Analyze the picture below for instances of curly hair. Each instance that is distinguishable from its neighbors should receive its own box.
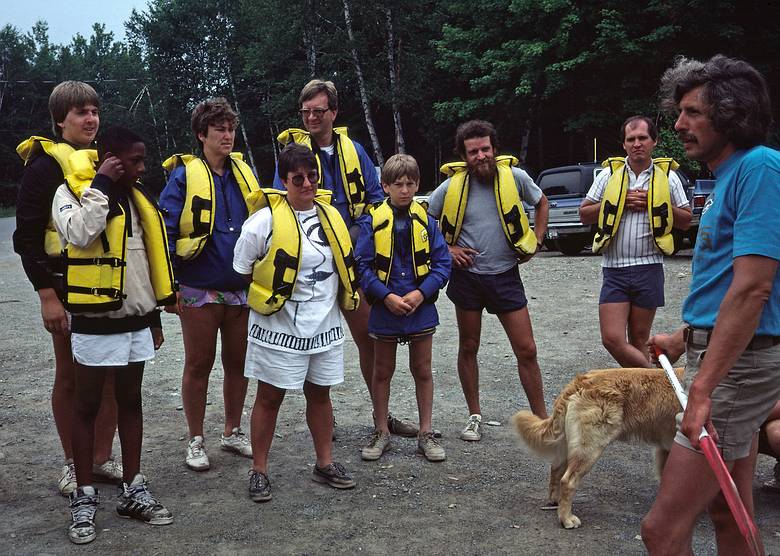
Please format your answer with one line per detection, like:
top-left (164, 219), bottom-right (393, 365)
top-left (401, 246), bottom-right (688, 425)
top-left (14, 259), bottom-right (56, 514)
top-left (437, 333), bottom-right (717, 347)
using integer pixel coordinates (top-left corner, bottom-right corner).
top-left (190, 97), bottom-right (238, 141)
top-left (454, 120), bottom-right (499, 159)
top-left (660, 55), bottom-right (772, 148)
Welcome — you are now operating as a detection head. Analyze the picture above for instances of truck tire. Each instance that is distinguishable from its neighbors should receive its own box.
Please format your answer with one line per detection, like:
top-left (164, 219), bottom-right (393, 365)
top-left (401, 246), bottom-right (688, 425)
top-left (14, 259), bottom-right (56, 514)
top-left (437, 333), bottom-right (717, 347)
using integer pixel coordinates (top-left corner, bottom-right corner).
top-left (555, 237), bottom-right (586, 256)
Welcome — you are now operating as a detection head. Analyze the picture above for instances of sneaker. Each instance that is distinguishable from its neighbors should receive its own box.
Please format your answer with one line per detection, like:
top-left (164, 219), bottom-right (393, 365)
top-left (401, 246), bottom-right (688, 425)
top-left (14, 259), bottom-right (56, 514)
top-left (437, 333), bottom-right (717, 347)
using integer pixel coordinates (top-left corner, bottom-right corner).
top-left (59, 461), bottom-right (77, 496)
top-left (221, 427), bottom-right (253, 458)
top-left (116, 473), bottom-right (173, 525)
top-left (185, 436), bottom-right (210, 471)
top-left (93, 457), bottom-right (123, 483)
top-left (387, 412), bottom-right (419, 437)
top-left (460, 414), bottom-right (482, 441)
top-left (248, 470), bottom-right (272, 502)
top-left (312, 462), bottom-right (356, 489)
top-left (361, 430), bottom-right (391, 461)
top-left (68, 485), bottom-right (98, 544)
top-left (417, 431), bottom-right (446, 462)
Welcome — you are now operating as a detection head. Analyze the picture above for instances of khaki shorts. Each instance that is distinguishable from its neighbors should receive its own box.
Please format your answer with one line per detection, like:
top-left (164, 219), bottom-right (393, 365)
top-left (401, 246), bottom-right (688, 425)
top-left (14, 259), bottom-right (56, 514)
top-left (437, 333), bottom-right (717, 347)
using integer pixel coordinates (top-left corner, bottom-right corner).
top-left (675, 343), bottom-right (780, 460)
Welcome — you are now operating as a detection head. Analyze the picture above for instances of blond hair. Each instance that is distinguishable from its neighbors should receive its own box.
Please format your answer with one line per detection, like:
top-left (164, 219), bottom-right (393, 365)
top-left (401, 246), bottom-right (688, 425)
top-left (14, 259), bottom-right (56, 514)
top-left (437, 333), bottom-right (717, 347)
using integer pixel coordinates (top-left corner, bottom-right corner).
top-left (382, 154), bottom-right (420, 185)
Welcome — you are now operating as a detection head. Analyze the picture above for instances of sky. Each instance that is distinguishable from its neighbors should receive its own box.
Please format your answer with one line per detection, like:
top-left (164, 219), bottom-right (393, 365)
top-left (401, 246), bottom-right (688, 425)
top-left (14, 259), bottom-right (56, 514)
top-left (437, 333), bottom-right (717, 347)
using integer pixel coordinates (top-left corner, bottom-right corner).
top-left (1, 0), bottom-right (148, 45)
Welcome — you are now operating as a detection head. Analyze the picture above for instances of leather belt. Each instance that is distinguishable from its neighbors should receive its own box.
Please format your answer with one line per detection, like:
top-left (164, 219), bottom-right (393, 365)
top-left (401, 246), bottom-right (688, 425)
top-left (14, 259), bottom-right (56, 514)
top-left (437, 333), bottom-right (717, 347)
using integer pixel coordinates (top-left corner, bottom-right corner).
top-left (684, 325), bottom-right (780, 351)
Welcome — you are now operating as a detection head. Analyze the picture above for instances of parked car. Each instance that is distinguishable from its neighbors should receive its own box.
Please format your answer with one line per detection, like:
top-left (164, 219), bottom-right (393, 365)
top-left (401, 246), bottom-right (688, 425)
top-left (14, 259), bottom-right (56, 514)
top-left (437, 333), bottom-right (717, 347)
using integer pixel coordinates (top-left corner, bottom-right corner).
top-left (531, 162), bottom-right (603, 255)
top-left (684, 178), bottom-right (715, 249)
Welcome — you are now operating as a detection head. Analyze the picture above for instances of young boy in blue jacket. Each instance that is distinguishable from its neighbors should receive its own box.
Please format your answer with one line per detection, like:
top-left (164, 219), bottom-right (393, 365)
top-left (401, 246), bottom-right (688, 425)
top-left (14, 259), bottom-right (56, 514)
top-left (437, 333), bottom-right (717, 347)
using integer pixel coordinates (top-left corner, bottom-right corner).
top-left (355, 154), bottom-right (451, 462)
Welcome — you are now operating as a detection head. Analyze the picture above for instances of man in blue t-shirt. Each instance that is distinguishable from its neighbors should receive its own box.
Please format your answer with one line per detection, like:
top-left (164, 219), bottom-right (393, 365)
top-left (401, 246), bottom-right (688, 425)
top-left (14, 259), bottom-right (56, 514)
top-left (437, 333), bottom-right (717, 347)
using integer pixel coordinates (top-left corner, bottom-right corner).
top-left (642, 55), bottom-right (780, 555)
top-left (274, 80), bottom-right (418, 437)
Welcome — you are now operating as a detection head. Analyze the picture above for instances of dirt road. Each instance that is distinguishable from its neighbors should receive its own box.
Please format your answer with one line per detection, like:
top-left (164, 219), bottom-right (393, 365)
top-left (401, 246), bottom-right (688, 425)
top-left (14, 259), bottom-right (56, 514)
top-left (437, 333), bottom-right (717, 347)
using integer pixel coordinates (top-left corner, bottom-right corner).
top-left (2, 216), bottom-right (779, 555)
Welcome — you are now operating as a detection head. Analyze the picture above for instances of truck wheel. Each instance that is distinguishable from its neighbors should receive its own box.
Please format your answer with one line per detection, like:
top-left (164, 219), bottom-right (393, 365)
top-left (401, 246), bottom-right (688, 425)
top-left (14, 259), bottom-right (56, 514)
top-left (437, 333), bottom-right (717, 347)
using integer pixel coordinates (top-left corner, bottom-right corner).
top-left (555, 238), bottom-right (586, 256)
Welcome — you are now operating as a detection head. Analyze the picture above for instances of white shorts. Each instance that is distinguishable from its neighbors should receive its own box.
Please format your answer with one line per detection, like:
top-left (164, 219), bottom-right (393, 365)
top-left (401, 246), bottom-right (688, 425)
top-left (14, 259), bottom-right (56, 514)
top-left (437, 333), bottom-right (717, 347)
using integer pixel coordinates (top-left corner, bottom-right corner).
top-left (244, 342), bottom-right (344, 389)
top-left (71, 328), bottom-right (155, 367)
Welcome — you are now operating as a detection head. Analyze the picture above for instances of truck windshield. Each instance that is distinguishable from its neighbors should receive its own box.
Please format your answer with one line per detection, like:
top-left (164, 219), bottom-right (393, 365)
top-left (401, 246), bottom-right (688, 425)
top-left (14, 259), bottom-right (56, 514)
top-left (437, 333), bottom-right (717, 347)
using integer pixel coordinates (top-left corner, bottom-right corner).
top-left (539, 170), bottom-right (583, 197)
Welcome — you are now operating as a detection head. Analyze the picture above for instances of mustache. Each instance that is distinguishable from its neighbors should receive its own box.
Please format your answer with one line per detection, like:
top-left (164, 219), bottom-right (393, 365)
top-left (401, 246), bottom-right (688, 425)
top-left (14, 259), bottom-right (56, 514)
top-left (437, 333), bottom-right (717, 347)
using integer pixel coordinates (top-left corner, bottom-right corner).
top-left (678, 133), bottom-right (696, 142)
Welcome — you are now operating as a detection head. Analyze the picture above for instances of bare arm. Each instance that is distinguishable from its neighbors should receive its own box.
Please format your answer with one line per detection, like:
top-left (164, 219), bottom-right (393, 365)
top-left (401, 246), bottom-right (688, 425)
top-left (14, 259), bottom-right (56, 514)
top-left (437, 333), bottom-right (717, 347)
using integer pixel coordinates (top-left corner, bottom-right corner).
top-left (532, 194), bottom-right (549, 244)
top-left (672, 205), bottom-right (692, 231)
top-left (682, 255), bottom-right (779, 447)
top-left (579, 199), bottom-right (600, 225)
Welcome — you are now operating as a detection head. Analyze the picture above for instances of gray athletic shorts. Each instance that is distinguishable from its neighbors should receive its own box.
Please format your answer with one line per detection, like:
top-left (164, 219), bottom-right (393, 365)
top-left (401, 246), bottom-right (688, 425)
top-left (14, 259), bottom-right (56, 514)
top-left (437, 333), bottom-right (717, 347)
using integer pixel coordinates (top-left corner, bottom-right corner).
top-left (675, 342), bottom-right (780, 460)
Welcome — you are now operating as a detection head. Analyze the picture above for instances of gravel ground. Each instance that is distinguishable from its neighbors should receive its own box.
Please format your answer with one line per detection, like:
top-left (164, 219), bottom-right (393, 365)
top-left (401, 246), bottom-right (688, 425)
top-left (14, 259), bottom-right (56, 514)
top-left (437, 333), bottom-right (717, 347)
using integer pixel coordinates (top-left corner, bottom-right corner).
top-left (2, 215), bottom-right (779, 555)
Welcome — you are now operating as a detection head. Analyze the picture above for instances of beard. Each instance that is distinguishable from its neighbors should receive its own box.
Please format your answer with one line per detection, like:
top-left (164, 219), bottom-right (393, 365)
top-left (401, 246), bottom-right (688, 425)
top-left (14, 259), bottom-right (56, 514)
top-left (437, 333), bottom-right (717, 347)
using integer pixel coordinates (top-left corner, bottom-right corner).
top-left (469, 157), bottom-right (497, 182)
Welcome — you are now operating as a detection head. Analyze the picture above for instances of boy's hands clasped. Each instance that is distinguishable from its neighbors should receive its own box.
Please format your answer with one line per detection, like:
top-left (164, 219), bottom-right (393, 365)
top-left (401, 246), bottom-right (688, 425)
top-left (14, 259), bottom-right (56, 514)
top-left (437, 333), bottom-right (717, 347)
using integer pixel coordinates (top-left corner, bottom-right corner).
top-left (383, 289), bottom-right (424, 316)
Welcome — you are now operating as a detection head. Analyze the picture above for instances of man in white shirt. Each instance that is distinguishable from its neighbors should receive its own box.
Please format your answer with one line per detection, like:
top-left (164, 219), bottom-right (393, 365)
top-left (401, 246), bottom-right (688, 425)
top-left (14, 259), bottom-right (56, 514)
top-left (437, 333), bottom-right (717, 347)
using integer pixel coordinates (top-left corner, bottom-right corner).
top-left (580, 116), bottom-right (691, 367)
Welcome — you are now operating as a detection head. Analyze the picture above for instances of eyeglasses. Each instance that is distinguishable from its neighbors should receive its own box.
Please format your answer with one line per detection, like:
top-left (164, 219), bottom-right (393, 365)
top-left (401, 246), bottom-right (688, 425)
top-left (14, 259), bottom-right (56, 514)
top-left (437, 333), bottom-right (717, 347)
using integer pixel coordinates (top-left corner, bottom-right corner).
top-left (288, 171), bottom-right (319, 187)
top-left (299, 107), bottom-right (330, 119)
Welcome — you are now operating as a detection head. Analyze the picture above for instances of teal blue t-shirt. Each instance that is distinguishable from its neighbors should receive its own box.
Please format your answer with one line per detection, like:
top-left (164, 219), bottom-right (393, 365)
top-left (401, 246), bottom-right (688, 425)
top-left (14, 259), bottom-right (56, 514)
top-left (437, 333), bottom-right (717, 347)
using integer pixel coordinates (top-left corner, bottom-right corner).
top-left (683, 145), bottom-right (780, 334)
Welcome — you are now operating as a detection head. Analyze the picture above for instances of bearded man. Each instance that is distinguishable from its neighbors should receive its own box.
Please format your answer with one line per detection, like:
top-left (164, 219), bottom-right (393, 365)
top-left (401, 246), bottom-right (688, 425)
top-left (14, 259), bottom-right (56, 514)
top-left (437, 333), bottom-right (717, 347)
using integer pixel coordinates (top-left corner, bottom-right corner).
top-left (427, 120), bottom-right (550, 443)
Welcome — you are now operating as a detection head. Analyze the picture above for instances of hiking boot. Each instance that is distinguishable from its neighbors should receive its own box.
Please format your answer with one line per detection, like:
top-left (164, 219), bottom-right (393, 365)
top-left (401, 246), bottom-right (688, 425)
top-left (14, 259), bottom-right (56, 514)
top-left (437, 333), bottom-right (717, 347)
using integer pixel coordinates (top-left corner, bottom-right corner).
top-left (59, 461), bottom-right (77, 496)
top-left (387, 412), bottom-right (419, 437)
top-left (185, 436), bottom-right (210, 471)
top-left (417, 431), bottom-right (446, 462)
top-left (248, 470), bottom-right (272, 502)
top-left (460, 414), bottom-right (482, 441)
top-left (221, 427), bottom-right (252, 458)
top-left (93, 457), bottom-right (123, 483)
top-left (312, 462), bottom-right (356, 489)
top-left (116, 473), bottom-right (173, 525)
top-left (68, 485), bottom-right (98, 544)
top-left (361, 430), bottom-right (391, 461)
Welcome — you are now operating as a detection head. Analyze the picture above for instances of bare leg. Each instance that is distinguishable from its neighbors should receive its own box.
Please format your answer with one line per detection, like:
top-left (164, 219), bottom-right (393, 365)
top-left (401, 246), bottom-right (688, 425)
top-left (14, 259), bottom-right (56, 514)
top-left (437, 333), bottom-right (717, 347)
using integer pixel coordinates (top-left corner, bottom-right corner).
top-left (642, 443), bottom-right (726, 555)
top-left (303, 381), bottom-right (334, 467)
top-left (627, 304), bottom-right (657, 366)
top-left (219, 305), bottom-right (249, 435)
top-left (408, 336), bottom-right (433, 433)
top-left (599, 302), bottom-right (653, 368)
top-left (455, 307), bottom-right (483, 415)
top-left (180, 305), bottom-right (221, 439)
top-left (250, 382), bottom-right (286, 474)
top-left (93, 371), bottom-right (117, 463)
top-left (497, 308), bottom-right (547, 418)
top-left (341, 289), bottom-right (374, 399)
top-left (71, 364), bottom-right (108, 486)
top-left (114, 363), bottom-right (144, 482)
top-left (371, 340), bottom-right (397, 434)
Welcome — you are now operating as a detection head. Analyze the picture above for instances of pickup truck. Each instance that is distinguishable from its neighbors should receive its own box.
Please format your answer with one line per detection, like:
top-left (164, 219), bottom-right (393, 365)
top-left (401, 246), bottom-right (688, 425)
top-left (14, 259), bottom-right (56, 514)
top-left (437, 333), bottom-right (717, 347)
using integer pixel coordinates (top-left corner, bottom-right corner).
top-left (532, 162), bottom-right (603, 255)
top-left (683, 178), bottom-right (715, 249)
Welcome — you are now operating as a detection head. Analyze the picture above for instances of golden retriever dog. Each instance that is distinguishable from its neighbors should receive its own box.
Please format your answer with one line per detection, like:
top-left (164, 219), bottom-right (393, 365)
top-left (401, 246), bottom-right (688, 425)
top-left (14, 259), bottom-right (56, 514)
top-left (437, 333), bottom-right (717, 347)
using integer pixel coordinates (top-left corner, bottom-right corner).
top-left (512, 367), bottom-right (683, 529)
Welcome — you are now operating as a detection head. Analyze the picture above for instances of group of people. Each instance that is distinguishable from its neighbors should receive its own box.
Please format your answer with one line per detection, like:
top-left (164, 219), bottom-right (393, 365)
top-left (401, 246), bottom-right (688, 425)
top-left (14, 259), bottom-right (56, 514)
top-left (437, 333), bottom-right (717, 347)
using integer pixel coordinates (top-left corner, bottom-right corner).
top-left (13, 53), bottom-right (780, 555)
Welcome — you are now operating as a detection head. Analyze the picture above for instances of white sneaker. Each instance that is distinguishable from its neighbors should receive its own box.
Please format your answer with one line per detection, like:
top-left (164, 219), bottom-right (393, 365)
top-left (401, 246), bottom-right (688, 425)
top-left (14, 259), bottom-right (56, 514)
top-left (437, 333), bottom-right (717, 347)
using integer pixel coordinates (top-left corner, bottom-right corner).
top-left (59, 461), bottom-right (77, 496)
top-left (185, 436), bottom-right (210, 471)
top-left (92, 457), bottom-right (123, 483)
top-left (460, 414), bottom-right (482, 441)
top-left (220, 427), bottom-right (252, 458)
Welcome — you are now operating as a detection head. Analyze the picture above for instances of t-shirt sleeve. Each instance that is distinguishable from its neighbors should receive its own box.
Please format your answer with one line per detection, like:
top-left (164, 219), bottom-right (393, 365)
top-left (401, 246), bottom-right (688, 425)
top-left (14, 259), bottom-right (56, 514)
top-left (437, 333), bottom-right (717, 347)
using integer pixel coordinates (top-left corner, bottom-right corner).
top-left (733, 160), bottom-right (780, 261)
top-left (426, 179), bottom-right (449, 219)
top-left (669, 171), bottom-right (690, 208)
top-left (513, 167), bottom-right (542, 206)
top-left (586, 168), bottom-right (609, 203)
top-left (233, 208), bottom-right (272, 275)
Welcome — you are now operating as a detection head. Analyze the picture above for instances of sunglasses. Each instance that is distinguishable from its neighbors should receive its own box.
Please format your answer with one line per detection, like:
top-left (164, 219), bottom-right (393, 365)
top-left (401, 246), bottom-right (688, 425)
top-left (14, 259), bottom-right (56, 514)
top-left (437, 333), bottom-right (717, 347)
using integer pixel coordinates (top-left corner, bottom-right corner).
top-left (288, 171), bottom-right (319, 187)
top-left (299, 107), bottom-right (330, 119)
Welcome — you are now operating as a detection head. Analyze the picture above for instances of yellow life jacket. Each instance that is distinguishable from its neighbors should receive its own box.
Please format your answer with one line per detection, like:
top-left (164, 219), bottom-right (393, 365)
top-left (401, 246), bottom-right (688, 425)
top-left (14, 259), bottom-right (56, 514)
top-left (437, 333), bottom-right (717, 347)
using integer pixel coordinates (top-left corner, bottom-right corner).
top-left (245, 188), bottom-right (360, 316)
top-left (62, 150), bottom-right (176, 313)
top-left (277, 127), bottom-right (367, 219)
top-left (439, 155), bottom-right (537, 255)
top-left (368, 199), bottom-right (431, 285)
top-left (16, 136), bottom-right (78, 257)
top-left (592, 157), bottom-right (678, 255)
top-left (161, 152), bottom-right (260, 261)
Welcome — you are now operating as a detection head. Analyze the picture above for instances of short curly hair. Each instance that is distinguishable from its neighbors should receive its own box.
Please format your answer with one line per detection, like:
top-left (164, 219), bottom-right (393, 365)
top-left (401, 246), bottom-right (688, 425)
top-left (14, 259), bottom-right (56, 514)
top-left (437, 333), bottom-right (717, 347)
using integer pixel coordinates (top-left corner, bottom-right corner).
top-left (454, 120), bottom-right (499, 159)
top-left (660, 55), bottom-right (772, 149)
top-left (190, 97), bottom-right (238, 142)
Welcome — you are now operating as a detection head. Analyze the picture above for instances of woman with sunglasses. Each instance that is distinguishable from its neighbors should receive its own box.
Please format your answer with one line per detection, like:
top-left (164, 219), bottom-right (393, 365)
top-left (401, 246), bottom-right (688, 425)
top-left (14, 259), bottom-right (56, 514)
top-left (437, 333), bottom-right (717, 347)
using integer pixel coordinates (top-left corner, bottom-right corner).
top-left (233, 143), bottom-right (361, 502)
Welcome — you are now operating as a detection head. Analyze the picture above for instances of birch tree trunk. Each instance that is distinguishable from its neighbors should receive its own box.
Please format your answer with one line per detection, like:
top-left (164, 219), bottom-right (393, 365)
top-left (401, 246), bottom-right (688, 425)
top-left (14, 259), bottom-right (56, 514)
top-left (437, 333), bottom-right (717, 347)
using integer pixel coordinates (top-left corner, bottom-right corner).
top-left (384, 5), bottom-right (405, 153)
top-left (303, 0), bottom-right (317, 76)
top-left (342, 0), bottom-right (384, 166)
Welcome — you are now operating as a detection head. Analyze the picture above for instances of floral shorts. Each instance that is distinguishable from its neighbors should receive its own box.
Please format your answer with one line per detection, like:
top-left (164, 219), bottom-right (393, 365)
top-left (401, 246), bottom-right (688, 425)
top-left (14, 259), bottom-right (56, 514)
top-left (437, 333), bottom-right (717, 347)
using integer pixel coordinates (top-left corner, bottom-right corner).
top-left (179, 284), bottom-right (248, 308)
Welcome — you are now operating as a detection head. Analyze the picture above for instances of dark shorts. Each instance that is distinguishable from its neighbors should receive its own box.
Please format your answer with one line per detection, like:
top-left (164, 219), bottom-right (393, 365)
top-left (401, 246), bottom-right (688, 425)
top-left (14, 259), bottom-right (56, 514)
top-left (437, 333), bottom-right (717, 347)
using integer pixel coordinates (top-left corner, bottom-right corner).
top-left (369, 327), bottom-right (436, 345)
top-left (599, 263), bottom-right (664, 309)
top-left (446, 266), bottom-right (528, 314)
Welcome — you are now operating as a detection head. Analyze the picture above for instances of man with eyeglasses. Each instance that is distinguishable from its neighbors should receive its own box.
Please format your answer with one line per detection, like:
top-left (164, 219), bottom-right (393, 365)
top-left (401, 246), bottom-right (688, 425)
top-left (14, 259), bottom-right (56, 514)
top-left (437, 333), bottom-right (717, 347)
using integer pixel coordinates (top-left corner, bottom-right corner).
top-left (275, 79), bottom-right (418, 438)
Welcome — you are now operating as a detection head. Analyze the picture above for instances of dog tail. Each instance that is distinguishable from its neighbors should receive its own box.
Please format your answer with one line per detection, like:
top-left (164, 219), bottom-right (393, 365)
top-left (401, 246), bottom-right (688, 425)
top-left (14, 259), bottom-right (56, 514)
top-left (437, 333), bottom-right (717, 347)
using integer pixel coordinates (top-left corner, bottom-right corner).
top-left (512, 405), bottom-right (566, 458)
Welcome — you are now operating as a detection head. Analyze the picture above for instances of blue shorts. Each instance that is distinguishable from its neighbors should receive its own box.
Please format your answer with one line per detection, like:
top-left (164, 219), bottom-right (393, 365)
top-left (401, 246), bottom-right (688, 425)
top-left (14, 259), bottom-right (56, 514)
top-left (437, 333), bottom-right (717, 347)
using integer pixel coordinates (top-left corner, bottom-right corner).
top-left (599, 263), bottom-right (664, 309)
top-left (446, 266), bottom-right (527, 314)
